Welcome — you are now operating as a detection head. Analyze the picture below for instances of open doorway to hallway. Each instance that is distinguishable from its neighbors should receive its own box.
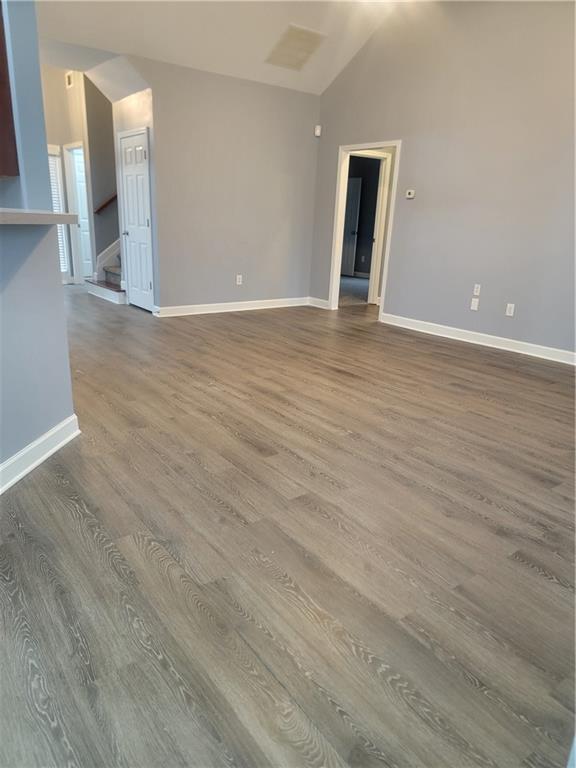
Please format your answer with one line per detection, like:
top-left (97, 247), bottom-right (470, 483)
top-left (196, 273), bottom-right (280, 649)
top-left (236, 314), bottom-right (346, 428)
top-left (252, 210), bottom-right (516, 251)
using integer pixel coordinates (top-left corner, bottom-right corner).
top-left (41, 67), bottom-right (122, 300)
top-left (328, 141), bottom-right (401, 311)
top-left (41, 65), bottom-right (156, 310)
top-left (339, 155), bottom-right (380, 306)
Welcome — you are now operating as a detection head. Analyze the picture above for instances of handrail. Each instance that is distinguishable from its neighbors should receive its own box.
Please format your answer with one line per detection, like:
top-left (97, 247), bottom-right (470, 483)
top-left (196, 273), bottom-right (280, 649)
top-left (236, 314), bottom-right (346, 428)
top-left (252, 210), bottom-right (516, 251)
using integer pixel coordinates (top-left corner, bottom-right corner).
top-left (94, 192), bottom-right (117, 215)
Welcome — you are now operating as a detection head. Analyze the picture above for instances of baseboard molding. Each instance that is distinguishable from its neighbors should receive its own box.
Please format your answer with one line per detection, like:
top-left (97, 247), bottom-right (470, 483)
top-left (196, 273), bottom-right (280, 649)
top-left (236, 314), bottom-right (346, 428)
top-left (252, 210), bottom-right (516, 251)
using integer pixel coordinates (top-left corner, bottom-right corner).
top-left (380, 313), bottom-right (575, 365)
top-left (154, 296), bottom-right (319, 317)
top-left (308, 297), bottom-right (333, 310)
top-left (0, 415), bottom-right (80, 495)
top-left (86, 282), bottom-right (127, 304)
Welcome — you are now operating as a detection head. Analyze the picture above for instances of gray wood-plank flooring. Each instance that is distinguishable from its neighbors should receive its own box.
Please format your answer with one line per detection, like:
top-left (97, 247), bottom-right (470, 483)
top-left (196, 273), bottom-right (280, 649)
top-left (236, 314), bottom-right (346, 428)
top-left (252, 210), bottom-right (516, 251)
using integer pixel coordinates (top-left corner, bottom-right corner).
top-left (1, 290), bottom-right (574, 768)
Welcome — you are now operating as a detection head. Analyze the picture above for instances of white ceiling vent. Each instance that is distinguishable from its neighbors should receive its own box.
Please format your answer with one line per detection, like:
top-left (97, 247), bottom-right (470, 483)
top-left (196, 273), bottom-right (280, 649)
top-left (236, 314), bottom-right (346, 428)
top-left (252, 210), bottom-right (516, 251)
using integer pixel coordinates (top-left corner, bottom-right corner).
top-left (265, 24), bottom-right (326, 72)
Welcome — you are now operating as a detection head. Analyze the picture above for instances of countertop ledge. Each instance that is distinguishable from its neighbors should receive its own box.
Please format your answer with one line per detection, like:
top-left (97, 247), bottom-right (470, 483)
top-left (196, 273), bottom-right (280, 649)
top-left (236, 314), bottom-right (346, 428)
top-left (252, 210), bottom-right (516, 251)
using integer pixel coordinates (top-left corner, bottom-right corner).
top-left (0, 208), bottom-right (78, 225)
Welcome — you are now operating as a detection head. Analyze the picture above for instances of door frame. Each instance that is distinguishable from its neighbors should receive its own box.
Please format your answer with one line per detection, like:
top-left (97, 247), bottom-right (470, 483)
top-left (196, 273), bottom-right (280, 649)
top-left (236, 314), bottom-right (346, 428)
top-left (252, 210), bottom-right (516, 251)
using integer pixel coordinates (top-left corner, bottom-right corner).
top-left (116, 127), bottom-right (155, 309)
top-left (328, 140), bottom-right (402, 310)
top-left (63, 141), bottom-right (94, 283)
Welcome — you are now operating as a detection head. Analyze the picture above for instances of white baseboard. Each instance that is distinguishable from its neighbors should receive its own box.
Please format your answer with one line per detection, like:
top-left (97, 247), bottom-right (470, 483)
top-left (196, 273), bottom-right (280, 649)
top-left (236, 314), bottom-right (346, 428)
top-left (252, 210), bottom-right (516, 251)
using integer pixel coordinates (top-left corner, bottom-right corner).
top-left (0, 415), bottom-right (80, 495)
top-left (380, 313), bottom-right (575, 365)
top-left (308, 297), bottom-right (333, 310)
top-left (154, 296), bottom-right (317, 317)
top-left (86, 282), bottom-right (127, 304)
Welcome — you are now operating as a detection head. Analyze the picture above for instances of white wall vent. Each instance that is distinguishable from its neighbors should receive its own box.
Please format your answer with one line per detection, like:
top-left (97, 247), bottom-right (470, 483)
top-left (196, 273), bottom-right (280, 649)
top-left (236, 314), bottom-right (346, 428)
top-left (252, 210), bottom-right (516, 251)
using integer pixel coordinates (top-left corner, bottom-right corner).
top-left (265, 25), bottom-right (325, 72)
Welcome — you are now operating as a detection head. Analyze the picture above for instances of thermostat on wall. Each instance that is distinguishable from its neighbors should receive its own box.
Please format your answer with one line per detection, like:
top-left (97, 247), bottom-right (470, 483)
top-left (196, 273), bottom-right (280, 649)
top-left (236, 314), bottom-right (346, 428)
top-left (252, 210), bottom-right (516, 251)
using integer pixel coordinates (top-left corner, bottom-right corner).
top-left (405, 189), bottom-right (416, 199)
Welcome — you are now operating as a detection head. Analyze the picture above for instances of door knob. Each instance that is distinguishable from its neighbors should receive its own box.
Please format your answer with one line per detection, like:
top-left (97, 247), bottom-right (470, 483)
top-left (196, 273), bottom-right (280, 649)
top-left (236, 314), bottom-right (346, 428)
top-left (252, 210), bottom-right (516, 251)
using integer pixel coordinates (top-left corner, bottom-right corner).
top-left (122, 230), bottom-right (129, 236)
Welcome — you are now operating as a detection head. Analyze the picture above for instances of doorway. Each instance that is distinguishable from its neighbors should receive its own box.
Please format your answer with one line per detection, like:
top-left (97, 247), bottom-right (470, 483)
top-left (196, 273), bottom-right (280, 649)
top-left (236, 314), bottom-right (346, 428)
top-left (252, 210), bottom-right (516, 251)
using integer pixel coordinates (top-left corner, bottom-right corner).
top-left (328, 141), bottom-right (401, 311)
top-left (339, 156), bottom-right (382, 306)
top-left (64, 143), bottom-right (94, 280)
top-left (117, 128), bottom-right (154, 312)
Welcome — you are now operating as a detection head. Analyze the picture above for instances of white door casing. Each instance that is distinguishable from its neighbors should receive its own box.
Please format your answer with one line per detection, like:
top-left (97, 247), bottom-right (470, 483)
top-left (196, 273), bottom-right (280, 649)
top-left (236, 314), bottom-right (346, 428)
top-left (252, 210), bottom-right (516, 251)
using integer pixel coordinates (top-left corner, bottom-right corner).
top-left (367, 155), bottom-right (392, 306)
top-left (327, 140), bottom-right (402, 311)
top-left (118, 129), bottom-right (154, 312)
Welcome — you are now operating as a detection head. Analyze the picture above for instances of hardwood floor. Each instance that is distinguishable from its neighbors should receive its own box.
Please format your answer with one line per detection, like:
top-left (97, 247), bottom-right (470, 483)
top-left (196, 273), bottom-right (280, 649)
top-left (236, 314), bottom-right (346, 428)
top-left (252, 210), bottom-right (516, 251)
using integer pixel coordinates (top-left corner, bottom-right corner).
top-left (1, 289), bottom-right (574, 768)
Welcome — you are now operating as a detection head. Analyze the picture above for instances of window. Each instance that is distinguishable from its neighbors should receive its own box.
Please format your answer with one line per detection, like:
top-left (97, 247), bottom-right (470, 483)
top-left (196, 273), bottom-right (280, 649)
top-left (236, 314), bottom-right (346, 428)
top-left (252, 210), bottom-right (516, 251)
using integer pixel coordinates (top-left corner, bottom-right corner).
top-left (48, 147), bottom-right (72, 280)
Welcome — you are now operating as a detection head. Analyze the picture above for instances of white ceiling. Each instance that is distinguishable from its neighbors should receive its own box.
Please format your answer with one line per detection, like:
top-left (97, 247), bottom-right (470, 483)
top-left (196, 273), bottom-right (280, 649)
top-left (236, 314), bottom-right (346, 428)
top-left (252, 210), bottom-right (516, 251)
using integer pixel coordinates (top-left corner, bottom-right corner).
top-left (36, 1), bottom-right (391, 95)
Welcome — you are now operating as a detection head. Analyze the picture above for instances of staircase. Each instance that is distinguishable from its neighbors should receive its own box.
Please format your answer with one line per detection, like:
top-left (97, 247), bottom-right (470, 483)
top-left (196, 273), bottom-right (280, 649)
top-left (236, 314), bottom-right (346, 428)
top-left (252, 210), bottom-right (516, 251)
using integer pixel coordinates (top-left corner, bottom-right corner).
top-left (103, 263), bottom-right (122, 287)
top-left (86, 250), bottom-right (127, 305)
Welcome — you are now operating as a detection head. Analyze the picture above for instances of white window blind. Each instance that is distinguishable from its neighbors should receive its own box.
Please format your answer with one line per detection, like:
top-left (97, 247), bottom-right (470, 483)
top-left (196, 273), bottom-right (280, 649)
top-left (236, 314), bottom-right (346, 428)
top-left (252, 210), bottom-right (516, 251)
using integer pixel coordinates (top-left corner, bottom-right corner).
top-left (48, 152), bottom-right (71, 275)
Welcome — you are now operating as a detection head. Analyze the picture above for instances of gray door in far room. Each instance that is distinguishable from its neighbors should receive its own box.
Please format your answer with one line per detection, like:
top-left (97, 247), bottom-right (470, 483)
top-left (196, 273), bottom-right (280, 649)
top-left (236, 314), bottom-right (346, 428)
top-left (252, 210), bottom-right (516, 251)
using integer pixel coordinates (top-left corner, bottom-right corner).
top-left (341, 177), bottom-right (362, 276)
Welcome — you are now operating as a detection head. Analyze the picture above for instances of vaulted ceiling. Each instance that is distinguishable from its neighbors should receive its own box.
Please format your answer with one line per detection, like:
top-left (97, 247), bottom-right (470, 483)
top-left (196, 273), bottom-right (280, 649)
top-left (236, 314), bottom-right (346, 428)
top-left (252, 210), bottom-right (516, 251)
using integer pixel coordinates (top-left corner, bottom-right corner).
top-left (36, 1), bottom-right (392, 95)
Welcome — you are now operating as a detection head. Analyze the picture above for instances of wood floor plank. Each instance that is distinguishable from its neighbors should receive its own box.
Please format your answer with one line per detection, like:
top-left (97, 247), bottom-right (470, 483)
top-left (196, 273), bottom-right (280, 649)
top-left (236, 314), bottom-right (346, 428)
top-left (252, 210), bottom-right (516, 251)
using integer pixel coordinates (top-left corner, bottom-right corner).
top-left (0, 289), bottom-right (573, 767)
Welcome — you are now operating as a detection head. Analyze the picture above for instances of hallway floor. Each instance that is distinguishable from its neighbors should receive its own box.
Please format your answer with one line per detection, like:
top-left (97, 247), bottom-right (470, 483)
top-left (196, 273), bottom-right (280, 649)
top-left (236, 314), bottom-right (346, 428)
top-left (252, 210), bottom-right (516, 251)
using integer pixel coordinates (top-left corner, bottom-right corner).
top-left (339, 275), bottom-right (369, 306)
top-left (1, 291), bottom-right (574, 768)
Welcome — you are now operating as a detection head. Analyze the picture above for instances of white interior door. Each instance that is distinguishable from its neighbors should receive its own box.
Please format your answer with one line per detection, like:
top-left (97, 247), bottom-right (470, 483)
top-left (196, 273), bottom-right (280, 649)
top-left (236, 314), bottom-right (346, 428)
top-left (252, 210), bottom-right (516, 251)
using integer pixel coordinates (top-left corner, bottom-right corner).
top-left (341, 177), bottom-right (362, 277)
top-left (119, 131), bottom-right (154, 312)
top-left (367, 155), bottom-right (391, 305)
top-left (64, 145), bottom-right (93, 279)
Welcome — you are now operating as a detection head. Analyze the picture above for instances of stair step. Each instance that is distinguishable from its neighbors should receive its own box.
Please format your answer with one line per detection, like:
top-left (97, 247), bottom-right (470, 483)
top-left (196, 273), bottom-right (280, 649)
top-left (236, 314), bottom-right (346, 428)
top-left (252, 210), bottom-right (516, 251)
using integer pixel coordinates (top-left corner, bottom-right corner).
top-left (103, 264), bottom-right (121, 287)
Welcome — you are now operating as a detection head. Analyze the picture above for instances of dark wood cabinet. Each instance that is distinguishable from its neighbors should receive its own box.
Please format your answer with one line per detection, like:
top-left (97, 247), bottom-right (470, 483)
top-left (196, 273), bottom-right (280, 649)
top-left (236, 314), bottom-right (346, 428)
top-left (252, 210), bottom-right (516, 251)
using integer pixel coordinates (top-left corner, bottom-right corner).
top-left (0, 1), bottom-right (19, 178)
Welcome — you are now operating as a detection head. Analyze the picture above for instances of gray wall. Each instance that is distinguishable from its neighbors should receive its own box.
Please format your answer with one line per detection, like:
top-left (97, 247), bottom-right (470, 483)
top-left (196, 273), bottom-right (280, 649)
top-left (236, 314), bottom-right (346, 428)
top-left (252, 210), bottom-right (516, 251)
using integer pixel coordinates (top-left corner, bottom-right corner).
top-left (84, 76), bottom-right (119, 254)
top-left (42, 65), bottom-right (119, 257)
top-left (132, 57), bottom-right (319, 307)
top-left (41, 64), bottom-right (84, 147)
top-left (312, 1), bottom-right (575, 351)
top-left (0, 1), bottom-right (51, 209)
top-left (0, 0), bottom-right (75, 464)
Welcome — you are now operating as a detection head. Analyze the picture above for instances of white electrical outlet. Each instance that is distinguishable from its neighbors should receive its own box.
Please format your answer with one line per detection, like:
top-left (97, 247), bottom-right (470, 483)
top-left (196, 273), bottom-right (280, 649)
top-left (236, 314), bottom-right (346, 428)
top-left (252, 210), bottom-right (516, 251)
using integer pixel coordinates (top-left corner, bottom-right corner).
top-left (470, 297), bottom-right (479, 311)
top-left (236, 274), bottom-right (243, 286)
top-left (505, 303), bottom-right (515, 317)
top-left (473, 284), bottom-right (481, 296)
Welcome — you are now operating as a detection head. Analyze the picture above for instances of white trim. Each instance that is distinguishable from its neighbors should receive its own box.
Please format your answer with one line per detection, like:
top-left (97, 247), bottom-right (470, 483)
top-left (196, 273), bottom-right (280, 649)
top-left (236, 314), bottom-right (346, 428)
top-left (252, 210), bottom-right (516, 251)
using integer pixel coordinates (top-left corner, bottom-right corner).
top-left (367, 153), bottom-right (392, 305)
top-left (328, 140), bottom-right (402, 311)
top-left (380, 313), bottom-right (576, 365)
top-left (86, 282), bottom-right (126, 304)
top-left (116, 127), bottom-right (150, 141)
top-left (47, 144), bottom-right (61, 157)
top-left (154, 297), bottom-right (319, 317)
top-left (0, 415), bottom-right (80, 495)
top-left (308, 297), bottom-right (333, 310)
